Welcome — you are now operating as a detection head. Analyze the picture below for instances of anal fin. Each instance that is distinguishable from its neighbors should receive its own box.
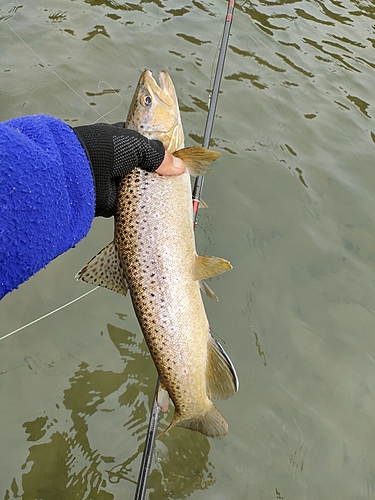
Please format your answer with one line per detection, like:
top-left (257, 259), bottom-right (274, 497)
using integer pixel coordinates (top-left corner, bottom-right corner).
top-left (75, 241), bottom-right (128, 296)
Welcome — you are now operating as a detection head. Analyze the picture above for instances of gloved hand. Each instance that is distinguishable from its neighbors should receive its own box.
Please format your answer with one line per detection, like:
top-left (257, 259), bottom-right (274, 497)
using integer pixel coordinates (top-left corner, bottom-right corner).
top-left (73, 122), bottom-right (169, 217)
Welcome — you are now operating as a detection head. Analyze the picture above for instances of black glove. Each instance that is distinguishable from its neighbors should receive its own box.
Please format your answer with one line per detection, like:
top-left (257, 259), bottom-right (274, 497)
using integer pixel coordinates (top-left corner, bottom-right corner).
top-left (73, 122), bottom-right (165, 217)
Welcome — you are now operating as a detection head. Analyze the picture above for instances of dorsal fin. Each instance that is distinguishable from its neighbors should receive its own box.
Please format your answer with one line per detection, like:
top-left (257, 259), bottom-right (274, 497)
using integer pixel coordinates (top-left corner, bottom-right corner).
top-left (206, 335), bottom-right (239, 400)
top-left (193, 255), bottom-right (232, 281)
top-left (75, 242), bottom-right (128, 296)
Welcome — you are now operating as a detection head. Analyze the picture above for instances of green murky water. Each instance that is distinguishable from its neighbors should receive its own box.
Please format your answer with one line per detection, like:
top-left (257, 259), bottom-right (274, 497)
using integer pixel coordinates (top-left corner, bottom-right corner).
top-left (1, 0), bottom-right (375, 498)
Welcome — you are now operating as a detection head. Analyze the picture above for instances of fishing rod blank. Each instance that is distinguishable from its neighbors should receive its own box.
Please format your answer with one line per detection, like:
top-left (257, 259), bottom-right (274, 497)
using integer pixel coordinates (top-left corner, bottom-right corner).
top-left (133, 2), bottom-right (235, 498)
top-left (192, 0), bottom-right (235, 226)
top-left (134, 379), bottom-right (161, 500)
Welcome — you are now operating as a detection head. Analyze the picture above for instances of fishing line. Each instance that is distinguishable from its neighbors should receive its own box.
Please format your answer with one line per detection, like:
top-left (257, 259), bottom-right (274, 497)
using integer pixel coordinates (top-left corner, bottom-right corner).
top-left (134, 2), bottom-right (236, 499)
top-left (209, 30), bottom-right (225, 95)
top-left (93, 81), bottom-right (125, 123)
top-left (0, 287), bottom-right (98, 342)
top-left (4, 19), bottom-right (124, 124)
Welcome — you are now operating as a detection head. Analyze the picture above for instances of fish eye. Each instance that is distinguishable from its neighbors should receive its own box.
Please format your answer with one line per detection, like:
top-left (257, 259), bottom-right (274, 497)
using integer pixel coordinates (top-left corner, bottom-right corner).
top-left (141, 94), bottom-right (152, 107)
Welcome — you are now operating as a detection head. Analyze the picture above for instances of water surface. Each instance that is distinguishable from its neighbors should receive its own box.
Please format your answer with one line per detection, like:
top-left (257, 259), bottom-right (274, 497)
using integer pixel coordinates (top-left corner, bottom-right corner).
top-left (1, 0), bottom-right (375, 498)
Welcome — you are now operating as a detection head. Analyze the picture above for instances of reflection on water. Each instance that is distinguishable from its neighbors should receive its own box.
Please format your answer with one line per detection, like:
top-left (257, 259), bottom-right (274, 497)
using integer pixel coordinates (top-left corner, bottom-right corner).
top-left (4, 325), bottom-right (214, 499)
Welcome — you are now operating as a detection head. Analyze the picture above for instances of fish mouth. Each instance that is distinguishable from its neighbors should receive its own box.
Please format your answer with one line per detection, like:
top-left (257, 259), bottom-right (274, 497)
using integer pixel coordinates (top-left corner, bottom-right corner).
top-left (142, 69), bottom-right (176, 108)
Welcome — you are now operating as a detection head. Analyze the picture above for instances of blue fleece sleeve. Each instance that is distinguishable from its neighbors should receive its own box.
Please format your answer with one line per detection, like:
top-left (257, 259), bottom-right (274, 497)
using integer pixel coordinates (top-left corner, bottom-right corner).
top-left (0, 115), bottom-right (95, 298)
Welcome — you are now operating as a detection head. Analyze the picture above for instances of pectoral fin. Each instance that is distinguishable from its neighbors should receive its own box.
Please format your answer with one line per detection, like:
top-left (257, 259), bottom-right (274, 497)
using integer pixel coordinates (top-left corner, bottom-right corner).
top-left (206, 336), bottom-right (239, 401)
top-left (75, 242), bottom-right (128, 296)
top-left (173, 146), bottom-right (221, 177)
top-left (193, 255), bottom-right (232, 281)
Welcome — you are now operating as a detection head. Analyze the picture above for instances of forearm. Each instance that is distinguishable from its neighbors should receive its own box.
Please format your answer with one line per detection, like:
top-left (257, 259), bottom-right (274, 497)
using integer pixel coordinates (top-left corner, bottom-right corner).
top-left (0, 115), bottom-right (95, 298)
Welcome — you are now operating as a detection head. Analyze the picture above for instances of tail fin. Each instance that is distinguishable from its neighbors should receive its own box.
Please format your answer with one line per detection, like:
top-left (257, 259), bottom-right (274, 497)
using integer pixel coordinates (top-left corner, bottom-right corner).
top-left (173, 146), bottom-right (221, 177)
top-left (159, 403), bottom-right (228, 439)
top-left (176, 403), bottom-right (228, 438)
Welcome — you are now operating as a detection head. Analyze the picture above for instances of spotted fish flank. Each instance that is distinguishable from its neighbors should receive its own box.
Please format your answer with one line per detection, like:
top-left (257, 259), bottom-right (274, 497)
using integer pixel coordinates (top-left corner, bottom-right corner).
top-left (76, 70), bottom-right (238, 438)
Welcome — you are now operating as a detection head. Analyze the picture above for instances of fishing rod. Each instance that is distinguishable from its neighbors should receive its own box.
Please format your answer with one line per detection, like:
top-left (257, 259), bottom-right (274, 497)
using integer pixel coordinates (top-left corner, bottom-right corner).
top-left (134, 1), bottom-right (235, 498)
top-left (192, 0), bottom-right (235, 226)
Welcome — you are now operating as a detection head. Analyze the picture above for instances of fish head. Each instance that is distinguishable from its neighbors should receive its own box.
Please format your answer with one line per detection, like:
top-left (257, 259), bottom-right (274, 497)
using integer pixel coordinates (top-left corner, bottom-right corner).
top-left (125, 70), bottom-right (184, 153)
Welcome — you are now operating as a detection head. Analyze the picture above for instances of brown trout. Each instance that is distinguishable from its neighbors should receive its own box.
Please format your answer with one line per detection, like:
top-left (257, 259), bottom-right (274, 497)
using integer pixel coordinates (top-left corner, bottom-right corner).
top-left (76, 70), bottom-right (238, 438)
